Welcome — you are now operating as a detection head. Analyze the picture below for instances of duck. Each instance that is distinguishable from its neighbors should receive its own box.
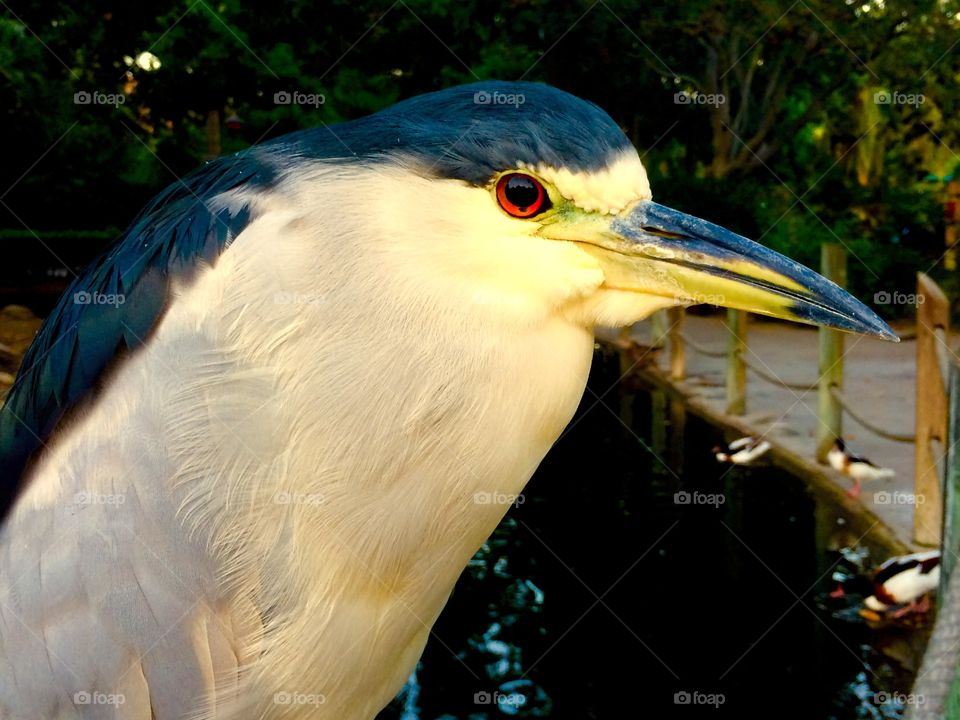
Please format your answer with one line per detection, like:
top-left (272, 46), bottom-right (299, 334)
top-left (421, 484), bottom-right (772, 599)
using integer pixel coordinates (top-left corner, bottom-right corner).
top-left (713, 436), bottom-right (772, 465)
top-left (863, 550), bottom-right (941, 618)
top-left (827, 437), bottom-right (895, 498)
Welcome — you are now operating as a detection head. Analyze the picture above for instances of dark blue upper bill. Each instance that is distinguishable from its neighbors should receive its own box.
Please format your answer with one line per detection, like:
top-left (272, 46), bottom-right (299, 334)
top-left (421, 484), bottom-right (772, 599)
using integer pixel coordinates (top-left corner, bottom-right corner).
top-left (610, 201), bottom-right (898, 341)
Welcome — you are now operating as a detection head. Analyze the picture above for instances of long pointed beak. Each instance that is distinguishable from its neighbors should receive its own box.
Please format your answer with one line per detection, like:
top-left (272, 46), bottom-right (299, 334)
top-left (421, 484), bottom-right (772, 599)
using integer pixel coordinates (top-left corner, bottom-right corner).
top-left (583, 201), bottom-right (896, 340)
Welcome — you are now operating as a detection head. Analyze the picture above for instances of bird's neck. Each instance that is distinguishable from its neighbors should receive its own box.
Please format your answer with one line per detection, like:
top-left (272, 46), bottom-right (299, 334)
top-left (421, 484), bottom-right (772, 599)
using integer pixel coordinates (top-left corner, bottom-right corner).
top-left (14, 200), bottom-right (598, 717)
top-left (228, 270), bottom-right (594, 714)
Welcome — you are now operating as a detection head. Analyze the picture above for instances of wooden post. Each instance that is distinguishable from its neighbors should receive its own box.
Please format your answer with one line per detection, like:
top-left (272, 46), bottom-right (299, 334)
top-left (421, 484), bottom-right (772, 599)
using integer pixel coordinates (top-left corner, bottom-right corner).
top-left (650, 310), bottom-right (667, 348)
top-left (816, 245), bottom-right (846, 462)
top-left (668, 396), bottom-right (686, 474)
top-left (914, 272), bottom-right (948, 546)
top-left (668, 307), bottom-right (686, 381)
top-left (726, 309), bottom-right (747, 415)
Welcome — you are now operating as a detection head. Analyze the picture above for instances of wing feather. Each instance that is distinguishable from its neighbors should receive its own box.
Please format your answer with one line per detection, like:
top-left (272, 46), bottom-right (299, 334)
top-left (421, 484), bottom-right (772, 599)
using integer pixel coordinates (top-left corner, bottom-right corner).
top-left (0, 154), bottom-right (273, 521)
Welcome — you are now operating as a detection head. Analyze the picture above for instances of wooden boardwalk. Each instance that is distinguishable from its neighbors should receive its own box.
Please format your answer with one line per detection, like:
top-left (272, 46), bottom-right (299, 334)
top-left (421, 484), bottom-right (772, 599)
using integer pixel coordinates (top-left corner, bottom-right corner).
top-left (625, 313), bottom-right (930, 551)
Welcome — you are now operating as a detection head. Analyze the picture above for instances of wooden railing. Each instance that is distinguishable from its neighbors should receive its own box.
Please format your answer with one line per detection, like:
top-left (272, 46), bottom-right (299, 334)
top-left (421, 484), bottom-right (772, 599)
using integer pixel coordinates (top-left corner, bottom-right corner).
top-left (661, 245), bottom-right (950, 547)
top-left (915, 274), bottom-right (949, 547)
top-left (816, 244), bottom-right (846, 462)
top-left (656, 248), bottom-right (960, 717)
top-left (907, 297), bottom-right (960, 720)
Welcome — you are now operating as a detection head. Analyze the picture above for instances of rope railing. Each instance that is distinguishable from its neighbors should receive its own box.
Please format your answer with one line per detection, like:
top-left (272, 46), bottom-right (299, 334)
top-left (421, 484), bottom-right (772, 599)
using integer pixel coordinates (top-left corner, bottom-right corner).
top-left (740, 354), bottom-right (819, 393)
top-left (829, 385), bottom-right (916, 444)
top-left (668, 265), bottom-right (933, 457)
top-left (675, 320), bottom-right (915, 442)
top-left (677, 331), bottom-right (821, 393)
top-left (675, 331), bottom-right (727, 359)
top-left (670, 266), bottom-right (960, 708)
top-left (660, 264), bottom-right (960, 710)
top-left (661, 267), bottom-right (960, 708)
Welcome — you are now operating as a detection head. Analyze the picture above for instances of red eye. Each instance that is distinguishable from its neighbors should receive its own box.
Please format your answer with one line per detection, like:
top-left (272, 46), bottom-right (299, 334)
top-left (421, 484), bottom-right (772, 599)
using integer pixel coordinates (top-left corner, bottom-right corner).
top-left (496, 173), bottom-right (550, 218)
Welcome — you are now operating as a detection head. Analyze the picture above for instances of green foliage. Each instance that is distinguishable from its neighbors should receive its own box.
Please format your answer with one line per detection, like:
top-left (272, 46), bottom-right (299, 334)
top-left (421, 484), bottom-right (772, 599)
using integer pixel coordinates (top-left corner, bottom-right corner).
top-left (3, 0), bottom-right (960, 316)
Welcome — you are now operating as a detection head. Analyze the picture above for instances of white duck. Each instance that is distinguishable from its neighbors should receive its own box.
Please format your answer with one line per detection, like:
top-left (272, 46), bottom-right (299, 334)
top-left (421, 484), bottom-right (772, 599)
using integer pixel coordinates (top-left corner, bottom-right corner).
top-left (713, 436), bottom-right (771, 465)
top-left (864, 550), bottom-right (941, 617)
top-left (828, 437), bottom-right (895, 498)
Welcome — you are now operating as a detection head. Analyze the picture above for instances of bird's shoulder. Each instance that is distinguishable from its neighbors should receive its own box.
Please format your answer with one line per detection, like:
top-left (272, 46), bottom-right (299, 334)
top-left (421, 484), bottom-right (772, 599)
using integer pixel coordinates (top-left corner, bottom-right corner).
top-left (873, 552), bottom-right (939, 584)
top-left (846, 451), bottom-right (875, 467)
top-left (727, 436), bottom-right (755, 451)
top-left (0, 150), bottom-right (275, 516)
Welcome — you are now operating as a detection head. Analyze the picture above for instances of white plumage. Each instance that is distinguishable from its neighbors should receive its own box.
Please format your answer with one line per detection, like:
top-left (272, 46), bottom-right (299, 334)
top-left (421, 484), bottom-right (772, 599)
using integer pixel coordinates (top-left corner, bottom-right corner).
top-left (0, 83), bottom-right (897, 719)
top-left (713, 436), bottom-right (771, 465)
top-left (863, 550), bottom-right (940, 613)
top-left (827, 437), bottom-right (895, 498)
top-left (0, 165), bottom-right (643, 719)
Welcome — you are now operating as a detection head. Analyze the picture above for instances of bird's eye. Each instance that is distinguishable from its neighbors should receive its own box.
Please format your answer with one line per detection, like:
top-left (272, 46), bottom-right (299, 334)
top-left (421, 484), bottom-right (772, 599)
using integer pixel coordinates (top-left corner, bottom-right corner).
top-left (496, 173), bottom-right (550, 218)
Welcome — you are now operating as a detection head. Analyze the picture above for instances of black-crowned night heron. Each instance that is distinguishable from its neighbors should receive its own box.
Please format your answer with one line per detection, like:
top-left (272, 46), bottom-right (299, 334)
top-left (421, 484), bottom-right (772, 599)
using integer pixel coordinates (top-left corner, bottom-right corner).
top-left (0, 81), bottom-right (894, 719)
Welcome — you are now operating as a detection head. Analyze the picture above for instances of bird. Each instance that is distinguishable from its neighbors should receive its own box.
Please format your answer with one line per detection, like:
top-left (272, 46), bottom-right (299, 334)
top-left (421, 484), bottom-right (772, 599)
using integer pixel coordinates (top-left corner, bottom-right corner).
top-left (713, 435), bottom-right (771, 465)
top-left (827, 437), bottom-right (896, 498)
top-left (0, 81), bottom-right (896, 719)
top-left (863, 550), bottom-right (940, 618)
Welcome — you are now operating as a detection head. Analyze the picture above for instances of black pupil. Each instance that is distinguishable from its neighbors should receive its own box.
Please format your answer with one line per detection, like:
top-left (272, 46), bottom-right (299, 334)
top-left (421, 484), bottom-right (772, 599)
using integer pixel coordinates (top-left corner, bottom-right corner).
top-left (505, 175), bottom-right (540, 209)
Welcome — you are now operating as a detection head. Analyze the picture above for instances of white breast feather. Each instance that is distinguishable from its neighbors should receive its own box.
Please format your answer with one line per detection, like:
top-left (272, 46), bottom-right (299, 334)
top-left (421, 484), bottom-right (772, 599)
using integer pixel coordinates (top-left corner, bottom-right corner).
top-left (1, 164), bottom-right (600, 719)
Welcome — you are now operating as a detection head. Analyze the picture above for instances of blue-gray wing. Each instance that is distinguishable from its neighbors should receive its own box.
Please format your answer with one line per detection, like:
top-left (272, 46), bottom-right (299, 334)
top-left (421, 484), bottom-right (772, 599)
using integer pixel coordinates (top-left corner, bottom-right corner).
top-left (0, 151), bottom-right (276, 518)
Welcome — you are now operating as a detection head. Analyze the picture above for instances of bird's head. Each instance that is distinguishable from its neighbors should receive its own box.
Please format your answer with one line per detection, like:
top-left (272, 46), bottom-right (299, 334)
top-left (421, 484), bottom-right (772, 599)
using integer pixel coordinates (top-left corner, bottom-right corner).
top-left (289, 82), bottom-right (894, 339)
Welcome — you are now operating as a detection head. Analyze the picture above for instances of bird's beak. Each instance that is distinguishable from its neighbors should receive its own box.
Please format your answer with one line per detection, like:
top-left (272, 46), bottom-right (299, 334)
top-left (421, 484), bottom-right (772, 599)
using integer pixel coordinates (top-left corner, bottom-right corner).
top-left (546, 200), bottom-right (897, 340)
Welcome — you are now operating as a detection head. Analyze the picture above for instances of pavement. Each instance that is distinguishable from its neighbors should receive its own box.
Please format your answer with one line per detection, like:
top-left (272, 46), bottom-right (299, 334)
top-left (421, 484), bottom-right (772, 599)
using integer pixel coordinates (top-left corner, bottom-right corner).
top-left (626, 312), bottom-right (931, 550)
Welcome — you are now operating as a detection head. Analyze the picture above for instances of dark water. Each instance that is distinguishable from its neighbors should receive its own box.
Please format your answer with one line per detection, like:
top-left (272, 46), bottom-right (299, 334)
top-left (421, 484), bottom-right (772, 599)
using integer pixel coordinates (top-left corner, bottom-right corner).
top-left (378, 348), bottom-right (926, 720)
